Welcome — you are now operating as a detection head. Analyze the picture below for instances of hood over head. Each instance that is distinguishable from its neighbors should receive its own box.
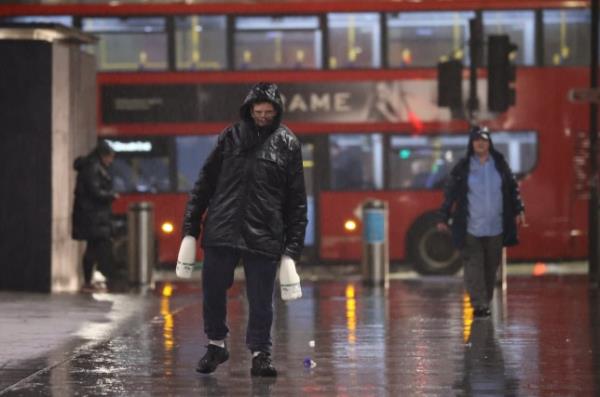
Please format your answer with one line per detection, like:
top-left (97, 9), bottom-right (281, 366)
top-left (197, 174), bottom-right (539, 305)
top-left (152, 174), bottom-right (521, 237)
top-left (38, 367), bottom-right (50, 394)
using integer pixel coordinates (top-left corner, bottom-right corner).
top-left (467, 125), bottom-right (495, 156)
top-left (73, 140), bottom-right (115, 171)
top-left (96, 140), bottom-right (115, 157)
top-left (240, 82), bottom-right (284, 129)
top-left (73, 156), bottom-right (87, 171)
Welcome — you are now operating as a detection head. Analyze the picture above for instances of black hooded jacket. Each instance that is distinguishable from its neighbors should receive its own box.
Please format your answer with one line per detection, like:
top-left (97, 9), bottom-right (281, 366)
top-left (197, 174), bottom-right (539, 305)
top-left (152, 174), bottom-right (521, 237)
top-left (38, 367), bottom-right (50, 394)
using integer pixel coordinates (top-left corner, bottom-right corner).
top-left (72, 150), bottom-right (116, 241)
top-left (182, 83), bottom-right (308, 261)
top-left (438, 132), bottom-right (525, 249)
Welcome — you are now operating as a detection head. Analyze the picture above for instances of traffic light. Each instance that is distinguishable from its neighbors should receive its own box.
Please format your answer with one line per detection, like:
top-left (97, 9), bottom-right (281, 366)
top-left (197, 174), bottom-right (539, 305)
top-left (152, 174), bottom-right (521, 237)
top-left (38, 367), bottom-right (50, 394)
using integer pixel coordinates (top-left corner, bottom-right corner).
top-left (487, 35), bottom-right (517, 112)
top-left (437, 59), bottom-right (463, 109)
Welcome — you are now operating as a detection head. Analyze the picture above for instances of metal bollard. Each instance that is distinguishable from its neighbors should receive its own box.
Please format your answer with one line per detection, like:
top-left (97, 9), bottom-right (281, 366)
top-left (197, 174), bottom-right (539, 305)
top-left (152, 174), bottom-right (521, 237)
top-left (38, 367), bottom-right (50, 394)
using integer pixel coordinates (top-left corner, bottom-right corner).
top-left (127, 202), bottom-right (154, 285)
top-left (361, 199), bottom-right (389, 287)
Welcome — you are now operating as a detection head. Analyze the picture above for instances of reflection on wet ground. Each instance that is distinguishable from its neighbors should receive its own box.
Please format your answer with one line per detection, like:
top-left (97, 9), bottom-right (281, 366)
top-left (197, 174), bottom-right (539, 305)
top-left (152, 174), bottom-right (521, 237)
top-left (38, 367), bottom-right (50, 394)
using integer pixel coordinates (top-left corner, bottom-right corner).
top-left (1, 275), bottom-right (600, 396)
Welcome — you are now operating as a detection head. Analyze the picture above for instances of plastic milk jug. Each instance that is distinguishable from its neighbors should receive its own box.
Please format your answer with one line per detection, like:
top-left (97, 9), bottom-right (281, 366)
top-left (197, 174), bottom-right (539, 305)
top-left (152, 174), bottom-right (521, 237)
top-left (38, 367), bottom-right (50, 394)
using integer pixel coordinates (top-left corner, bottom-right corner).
top-left (280, 255), bottom-right (302, 300)
top-left (176, 236), bottom-right (196, 278)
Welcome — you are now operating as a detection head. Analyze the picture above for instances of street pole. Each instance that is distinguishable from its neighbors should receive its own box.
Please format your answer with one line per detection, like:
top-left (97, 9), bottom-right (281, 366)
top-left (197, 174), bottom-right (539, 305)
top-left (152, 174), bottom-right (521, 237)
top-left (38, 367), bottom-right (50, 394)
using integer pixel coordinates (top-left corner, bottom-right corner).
top-left (589, 0), bottom-right (599, 287)
top-left (468, 18), bottom-right (482, 123)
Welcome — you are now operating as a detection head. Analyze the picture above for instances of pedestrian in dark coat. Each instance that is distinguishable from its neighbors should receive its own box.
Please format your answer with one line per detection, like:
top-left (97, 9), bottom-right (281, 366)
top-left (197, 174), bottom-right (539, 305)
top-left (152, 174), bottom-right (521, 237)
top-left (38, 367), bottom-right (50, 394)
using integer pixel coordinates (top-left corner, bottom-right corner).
top-left (182, 82), bottom-right (308, 377)
top-left (437, 126), bottom-right (525, 317)
top-left (72, 141), bottom-right (119, 292)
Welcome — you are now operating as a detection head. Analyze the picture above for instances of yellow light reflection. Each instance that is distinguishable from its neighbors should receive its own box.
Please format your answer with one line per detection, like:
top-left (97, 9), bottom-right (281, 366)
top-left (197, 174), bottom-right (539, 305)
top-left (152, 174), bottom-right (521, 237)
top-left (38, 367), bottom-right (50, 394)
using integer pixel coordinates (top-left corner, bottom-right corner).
top-left (162, 283), bottom-right (173, 297)
top-left (329, 56), bottom-right (338, 69)
top-left (345, 284), bottom-right (357, 344)
top-left (463, 293), bottom-right (473, 342)
top-left (344, 220), bottom-right (357, 232)
top-left (243, 50), bottom-right (252, 64)
top-left (161, 286), bottom-right (174, 353)
top-left (274, 33), bottom-right (283, 64)
top-left (139, 50), bottom-right (148, 66)
top-left (347, 15), bottom-right (356, 62)
top-left (161, 222), bottom-right (174, 234)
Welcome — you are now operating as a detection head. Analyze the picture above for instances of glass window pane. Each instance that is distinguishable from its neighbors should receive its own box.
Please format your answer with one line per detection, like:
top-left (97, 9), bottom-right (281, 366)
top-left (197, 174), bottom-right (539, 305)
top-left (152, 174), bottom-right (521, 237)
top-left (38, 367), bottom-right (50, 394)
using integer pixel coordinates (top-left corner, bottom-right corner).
top-left (82, 17), bottom-right (167, 71)
top-left (388, 131), bottom-right (537, 190)
top-left (106, 137), bottom-right (172, 193)
top-left (302, 143), bottom-right (315, 247)
top-left (176, 135), bottom-right (218, 192)
top-left (543, 9), bottom-right (590, 66)
top-left (175, 16), bottom-right (226, 70)
top-left (483, 11), bottom-right (536, 65)
top-left (388, 135), bottom-right (466, 189)
top-left (327, 13), bottom-right (381, 69)
top-left (329, 134), bottom-right (383, 190)
top-left (234, 16), bottom-right (321, 70)
top-left (387, 11), bottom-right (475, 67)
top-left (1, 16), bottom-right (73, 26)
top-left (490, 131), bottom-right (538, 175)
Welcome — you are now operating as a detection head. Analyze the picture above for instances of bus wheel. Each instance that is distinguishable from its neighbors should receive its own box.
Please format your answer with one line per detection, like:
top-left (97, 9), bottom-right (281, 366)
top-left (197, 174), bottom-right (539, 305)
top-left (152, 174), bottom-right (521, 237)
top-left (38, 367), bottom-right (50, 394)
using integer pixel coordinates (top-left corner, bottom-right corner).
top-left (407, 212), bottom-right (462, 275)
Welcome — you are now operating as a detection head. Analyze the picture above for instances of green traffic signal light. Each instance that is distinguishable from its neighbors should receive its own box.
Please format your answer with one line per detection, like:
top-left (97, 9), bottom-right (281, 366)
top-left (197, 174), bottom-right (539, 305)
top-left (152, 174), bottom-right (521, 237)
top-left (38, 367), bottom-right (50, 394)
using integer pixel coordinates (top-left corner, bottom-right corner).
top-left (400, 149), bottom-right (411, 159)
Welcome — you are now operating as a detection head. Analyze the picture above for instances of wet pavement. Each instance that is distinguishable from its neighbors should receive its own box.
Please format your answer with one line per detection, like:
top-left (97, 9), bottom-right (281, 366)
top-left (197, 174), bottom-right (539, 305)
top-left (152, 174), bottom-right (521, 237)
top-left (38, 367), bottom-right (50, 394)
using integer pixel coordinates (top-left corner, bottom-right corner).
top-left (1, 274), bottom-right (600, 396)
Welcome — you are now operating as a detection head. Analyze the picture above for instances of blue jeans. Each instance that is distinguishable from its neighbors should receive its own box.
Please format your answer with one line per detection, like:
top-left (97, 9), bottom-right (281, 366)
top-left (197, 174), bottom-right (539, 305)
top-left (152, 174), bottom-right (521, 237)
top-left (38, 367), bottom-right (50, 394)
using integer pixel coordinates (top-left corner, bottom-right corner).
top-left (202, 247), bottom-right (278, 353)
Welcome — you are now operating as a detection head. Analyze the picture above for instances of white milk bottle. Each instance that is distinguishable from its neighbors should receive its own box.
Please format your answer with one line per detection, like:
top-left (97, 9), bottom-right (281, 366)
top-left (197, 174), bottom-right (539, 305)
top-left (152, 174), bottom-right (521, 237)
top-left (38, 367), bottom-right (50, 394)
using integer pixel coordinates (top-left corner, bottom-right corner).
top-left (279, 255), bottom-right (302, 300)
top-left (176, 236), bottom-right (196, 278)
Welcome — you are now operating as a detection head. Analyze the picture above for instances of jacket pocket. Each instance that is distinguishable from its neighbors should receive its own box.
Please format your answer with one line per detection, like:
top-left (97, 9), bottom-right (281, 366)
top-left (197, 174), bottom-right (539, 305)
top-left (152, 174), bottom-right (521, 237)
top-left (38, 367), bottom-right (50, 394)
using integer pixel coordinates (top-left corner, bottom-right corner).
top-left (256, 152), bottom-right (285, 186)
top-left (256, 150), bottom-right (284, 167)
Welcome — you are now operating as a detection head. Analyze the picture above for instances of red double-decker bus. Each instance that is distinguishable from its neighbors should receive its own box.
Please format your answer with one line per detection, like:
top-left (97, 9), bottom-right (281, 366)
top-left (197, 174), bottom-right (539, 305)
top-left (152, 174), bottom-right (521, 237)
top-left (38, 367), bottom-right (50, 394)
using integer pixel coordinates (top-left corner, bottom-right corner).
top-left (0, 0), bottom-right (591, 274)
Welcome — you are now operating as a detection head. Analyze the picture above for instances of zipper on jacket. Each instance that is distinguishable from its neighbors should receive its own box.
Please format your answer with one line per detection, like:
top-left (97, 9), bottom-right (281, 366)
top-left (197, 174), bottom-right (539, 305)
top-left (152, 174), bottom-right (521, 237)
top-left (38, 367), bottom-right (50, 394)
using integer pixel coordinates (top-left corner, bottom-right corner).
top-left (234, 134), bottom-right (260, 245)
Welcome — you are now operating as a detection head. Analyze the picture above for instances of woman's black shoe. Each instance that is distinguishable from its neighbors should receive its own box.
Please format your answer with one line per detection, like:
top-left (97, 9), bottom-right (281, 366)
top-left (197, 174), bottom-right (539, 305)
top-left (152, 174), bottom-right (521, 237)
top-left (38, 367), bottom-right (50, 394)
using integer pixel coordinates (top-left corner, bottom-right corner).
top-left (473, 308), bottom-right (491, 317)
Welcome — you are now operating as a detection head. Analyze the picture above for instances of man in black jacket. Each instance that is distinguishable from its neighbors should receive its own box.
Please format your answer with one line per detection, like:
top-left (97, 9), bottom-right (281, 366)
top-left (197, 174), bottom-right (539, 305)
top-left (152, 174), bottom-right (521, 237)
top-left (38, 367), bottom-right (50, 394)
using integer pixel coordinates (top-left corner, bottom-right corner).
top-left (182, 82), bottom-right (308, 377)
top-left (437, 126), bottom-right (525, 317)
top-left (72, 141), bottom-right (119, 292)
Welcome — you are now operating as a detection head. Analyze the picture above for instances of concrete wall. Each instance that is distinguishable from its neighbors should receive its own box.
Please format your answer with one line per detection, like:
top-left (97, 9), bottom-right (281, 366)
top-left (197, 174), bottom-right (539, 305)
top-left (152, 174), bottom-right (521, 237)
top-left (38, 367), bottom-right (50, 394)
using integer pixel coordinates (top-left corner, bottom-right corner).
top-left (0, 34), bottom-right (95, 292)
top-left (50, 43), bottom-right (96, 292)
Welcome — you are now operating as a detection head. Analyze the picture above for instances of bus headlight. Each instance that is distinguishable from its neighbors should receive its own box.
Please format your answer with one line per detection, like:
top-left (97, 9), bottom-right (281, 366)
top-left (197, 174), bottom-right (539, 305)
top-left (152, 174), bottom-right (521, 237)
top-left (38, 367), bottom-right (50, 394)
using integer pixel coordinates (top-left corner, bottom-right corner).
top-left (161, 221), bottom-right (174, 234)
top-left (344, 220), bottom-right (357, 232)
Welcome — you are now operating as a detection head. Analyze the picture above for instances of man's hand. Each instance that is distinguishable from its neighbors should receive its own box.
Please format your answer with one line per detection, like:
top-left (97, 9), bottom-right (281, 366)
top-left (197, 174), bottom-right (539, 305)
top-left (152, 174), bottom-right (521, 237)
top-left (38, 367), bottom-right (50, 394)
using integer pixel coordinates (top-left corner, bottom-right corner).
top-left (516, 212), bottom-right (527, 227)
top-left (436, 222), bottom-right (449, 232)
top-left (280, 255), bottom-right (295, 268)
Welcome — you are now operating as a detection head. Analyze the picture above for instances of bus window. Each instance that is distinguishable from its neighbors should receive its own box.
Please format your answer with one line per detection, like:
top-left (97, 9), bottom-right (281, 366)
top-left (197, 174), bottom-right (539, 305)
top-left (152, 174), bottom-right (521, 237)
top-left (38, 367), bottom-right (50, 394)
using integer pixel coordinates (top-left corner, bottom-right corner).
top-left (386, 11), bottom-right (475, 68)
top-left (388, 131), bottom-right (537, 190)
top-left (1, 16), bottom-right (73, 26)
top-left (327, 13), bottom-right (381, 69)
top-left (490, 131), bottom-right (538, 176)
top-left (329, 134), bottom-right (383, 190)
top-left (106, 137), bottom-right (172, 193)
top-left (175, 16), bottom-right (227, 70)
top-left (234, 16), bottom-right (321, 70)
top-left (389, 135), bottom-right (467, 190)
top-left (82, 17), bottom-right (167, 71)
top-left (176, 135), bottom-right (218, 192)
top-left (483, 10), bottom-right (535, 66)
top-left (302, 143), bottom-right (315, 247)
top-left (543, 9), bottom-right (590, 66)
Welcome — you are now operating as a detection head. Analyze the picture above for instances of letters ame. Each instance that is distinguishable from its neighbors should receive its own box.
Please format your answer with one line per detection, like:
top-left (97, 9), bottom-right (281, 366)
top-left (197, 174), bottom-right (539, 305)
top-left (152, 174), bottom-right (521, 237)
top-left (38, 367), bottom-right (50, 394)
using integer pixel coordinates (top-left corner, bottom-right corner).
top-left (282, 92), bottom-right (351, 113)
